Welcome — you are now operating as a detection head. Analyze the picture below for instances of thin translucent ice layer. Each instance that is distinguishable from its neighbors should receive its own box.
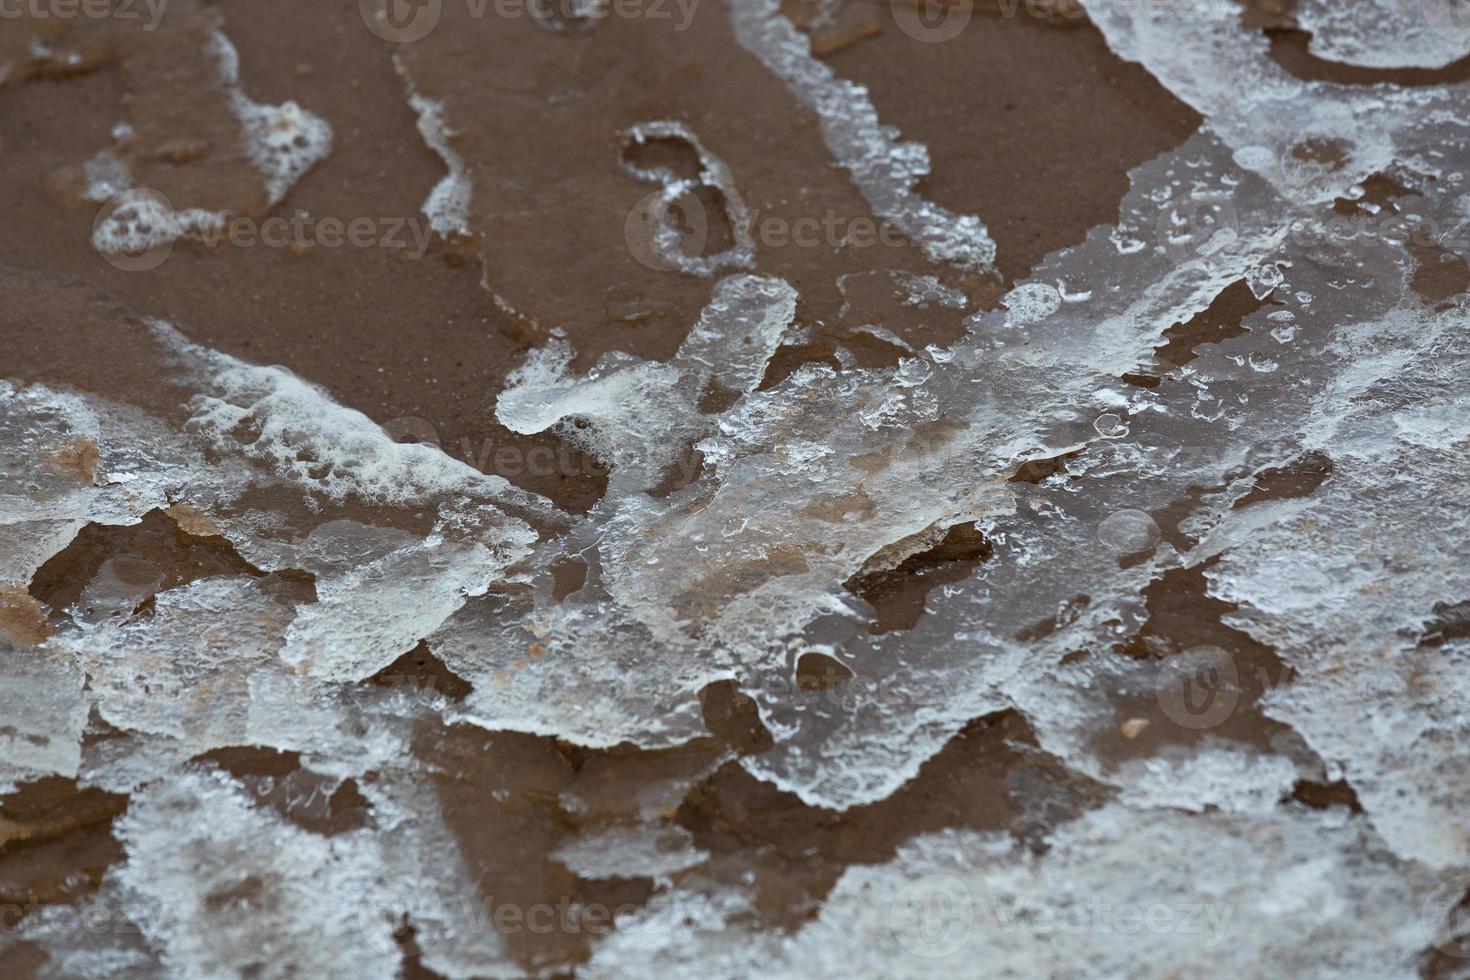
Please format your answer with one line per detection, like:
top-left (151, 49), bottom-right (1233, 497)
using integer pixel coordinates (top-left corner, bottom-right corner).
top-left (729, 0), bottom-right (997, 271)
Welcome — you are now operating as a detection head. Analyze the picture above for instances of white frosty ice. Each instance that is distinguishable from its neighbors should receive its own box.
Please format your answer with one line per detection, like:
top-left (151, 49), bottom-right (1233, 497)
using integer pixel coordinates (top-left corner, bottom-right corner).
top-left (207, 31), bottom-right (333, 206)
top-left (729, 0), bottom-right (997, 271)
top-left (1296, 0), bottom-right (1470, 70)
top-left (397, 57), bottom-right (473, 238)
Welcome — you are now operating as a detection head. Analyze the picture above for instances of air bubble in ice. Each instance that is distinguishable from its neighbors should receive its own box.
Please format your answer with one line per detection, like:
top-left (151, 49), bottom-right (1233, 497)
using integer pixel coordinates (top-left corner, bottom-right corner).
top-left (1093, 413), bottom-right (1130, 439)
top-left (1247, 263), bottom-right (1286, 299)
top-left (1110, 228), bottom-right (1146, 254)
top-left (1232, 145), bottom-right (1278, 172)
top-left (1002, 283), bottom-right (1062, 326)
top-left (1097, 509), bottom-right (1161, 555)
top-left (895, 358), bottom-right (933, 388)
top-left (1058, 281), bottom-right (1093, 303)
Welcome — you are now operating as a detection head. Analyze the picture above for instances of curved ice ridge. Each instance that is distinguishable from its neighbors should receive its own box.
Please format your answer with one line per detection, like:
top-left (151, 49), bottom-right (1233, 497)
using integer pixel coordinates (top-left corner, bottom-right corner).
top-left (397, 55), bottom-right (473, 238)
top-left (729, 0), bottom-right (998, 271)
